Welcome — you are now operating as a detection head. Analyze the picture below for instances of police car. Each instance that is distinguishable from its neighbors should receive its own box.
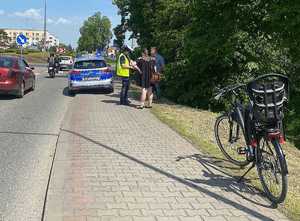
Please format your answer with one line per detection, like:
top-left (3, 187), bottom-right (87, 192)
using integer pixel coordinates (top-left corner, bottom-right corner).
top-left (68, 55), bottom-right (114, 95)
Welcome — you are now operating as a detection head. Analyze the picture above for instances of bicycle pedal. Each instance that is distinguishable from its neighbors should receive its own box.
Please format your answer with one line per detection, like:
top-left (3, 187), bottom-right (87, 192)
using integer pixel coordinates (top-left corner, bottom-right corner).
top-left (237, 147), bottom-right (247, 155)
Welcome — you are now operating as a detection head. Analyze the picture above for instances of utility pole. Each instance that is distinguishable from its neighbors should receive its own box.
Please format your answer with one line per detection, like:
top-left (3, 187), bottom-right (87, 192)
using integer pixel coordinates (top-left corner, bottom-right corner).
top-left (43, 0), bottom-right (47, 51)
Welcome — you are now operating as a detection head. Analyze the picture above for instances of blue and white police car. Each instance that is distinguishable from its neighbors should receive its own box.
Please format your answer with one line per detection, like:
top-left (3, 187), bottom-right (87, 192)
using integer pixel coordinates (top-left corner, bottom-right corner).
top-left (68, 55), bottom-right (114, 95)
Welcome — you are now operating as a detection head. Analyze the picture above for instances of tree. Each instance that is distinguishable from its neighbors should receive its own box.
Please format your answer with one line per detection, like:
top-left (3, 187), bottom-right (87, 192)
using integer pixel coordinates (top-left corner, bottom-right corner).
top-left (114, 0), bottom-right (300, 148)
top-left (113, 24), bottom-right (126, 48)
top-left (49, 46), bottom-right (57, 53)
top-left (0, 29), bottom-right (10, 47)
top-left (67, 44), bottom-right (73, 52)
top-left (77, 12), bottom-right (112, 52)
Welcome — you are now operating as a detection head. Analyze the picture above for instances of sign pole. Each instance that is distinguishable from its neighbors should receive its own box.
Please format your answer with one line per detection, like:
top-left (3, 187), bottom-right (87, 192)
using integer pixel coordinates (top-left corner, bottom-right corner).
top-left (21, 46), bottom-right (23, 58)
top-left (43, 0), bottom-right (47, 51)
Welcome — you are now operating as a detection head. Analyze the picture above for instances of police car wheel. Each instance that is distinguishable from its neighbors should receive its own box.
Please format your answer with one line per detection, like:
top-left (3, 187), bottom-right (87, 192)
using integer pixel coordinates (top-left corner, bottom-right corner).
top-left (108, 87), bottom-right (114, 94)
top-left (68, 88), bottom-right (75, 96)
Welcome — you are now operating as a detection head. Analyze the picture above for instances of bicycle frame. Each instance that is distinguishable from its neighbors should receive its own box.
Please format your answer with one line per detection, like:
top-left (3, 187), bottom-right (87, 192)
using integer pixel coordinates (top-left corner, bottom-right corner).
top-left (225, 89), bottom-right (249, 147)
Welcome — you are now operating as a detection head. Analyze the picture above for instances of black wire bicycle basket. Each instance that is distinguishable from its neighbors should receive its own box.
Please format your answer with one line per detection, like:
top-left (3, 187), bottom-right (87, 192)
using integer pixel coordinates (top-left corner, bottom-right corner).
top-left (247, 74), bottom-right (289, 123)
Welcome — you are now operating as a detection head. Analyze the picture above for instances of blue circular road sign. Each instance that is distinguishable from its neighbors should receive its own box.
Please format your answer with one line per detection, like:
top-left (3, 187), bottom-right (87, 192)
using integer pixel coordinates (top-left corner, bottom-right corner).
top-left (16, 34), bottom-right (28, 46)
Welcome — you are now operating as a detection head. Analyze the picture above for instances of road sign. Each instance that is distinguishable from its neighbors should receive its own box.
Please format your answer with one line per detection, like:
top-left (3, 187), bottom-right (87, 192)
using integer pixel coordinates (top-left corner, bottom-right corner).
top-left (57, 47), bottom-right (65, 54)
top-left (16, 34), bottom-right (27, 46)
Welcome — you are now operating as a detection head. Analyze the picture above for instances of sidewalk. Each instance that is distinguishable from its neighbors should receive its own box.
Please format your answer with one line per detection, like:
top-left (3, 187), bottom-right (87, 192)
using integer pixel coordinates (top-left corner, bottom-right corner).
top-left (44, 84), bottom-right (289, 221)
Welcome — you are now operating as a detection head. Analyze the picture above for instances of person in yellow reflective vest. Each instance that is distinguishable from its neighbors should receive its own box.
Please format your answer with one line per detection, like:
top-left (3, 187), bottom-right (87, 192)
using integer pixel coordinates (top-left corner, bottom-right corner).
top-left (117, 45), bottom-right (135, 105)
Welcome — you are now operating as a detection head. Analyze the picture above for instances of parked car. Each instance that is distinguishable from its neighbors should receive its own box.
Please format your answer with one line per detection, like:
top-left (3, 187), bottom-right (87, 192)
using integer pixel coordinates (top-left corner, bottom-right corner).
top-left (59, 56), bottom-right (73, 71)
top-left (0, 55), bottom-right (36, 98)
top-left (68, 55), bottom-right (113, 95)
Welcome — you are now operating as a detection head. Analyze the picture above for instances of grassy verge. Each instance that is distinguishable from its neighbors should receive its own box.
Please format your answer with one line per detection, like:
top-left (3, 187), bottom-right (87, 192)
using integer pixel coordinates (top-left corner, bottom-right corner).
top-left (130, 85), bottom-right (300, 221)
top-left (0, 52), bottom-right (49, 63)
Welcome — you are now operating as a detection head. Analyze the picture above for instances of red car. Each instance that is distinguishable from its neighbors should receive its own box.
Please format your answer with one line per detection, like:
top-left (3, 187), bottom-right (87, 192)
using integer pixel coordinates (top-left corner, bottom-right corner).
top-left (0, 55), bottom-right (36, 98)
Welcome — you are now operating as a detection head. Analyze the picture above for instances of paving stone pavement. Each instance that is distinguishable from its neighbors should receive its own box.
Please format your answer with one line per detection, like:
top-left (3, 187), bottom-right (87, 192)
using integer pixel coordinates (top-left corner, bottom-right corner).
top-left (44, 84), bottom-right (289, 221)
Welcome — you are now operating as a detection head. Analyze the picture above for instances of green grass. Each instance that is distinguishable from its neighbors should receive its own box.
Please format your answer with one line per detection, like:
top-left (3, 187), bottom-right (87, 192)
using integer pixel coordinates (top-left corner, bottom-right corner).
top-left (0, 51), bottom-right (49, 63)
top-left (129, 85), bottom-right (300, 221)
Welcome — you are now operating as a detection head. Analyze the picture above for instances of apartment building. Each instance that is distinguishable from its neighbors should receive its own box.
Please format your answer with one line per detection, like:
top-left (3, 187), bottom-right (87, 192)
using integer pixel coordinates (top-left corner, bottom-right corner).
top-left (3, 28), bottom-right (59, 48)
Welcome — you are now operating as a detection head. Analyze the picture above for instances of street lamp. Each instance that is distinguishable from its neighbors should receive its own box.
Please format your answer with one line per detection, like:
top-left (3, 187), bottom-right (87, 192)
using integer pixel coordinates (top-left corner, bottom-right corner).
top-left (43, 0), bottom-right (47, 51)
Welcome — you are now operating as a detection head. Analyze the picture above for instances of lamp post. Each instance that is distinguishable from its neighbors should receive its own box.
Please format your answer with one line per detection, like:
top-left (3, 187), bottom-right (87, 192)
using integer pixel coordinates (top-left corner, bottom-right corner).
top-left (43, 0), bottom-right (47, 51)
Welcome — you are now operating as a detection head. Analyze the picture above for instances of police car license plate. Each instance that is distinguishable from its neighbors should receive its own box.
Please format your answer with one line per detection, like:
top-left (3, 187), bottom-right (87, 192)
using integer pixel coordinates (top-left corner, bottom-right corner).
top-left (84, 77), bottom-right (99, 81)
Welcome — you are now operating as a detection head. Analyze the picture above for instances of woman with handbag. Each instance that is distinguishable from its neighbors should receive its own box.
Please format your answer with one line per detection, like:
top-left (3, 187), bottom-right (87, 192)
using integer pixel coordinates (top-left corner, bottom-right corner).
top-left (136, 48), bottom-right (155, 109)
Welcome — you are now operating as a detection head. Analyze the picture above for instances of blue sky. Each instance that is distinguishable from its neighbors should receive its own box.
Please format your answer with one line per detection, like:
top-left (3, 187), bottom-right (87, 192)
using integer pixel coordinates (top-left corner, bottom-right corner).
top-left (0, 0), bottom-right (120, 47)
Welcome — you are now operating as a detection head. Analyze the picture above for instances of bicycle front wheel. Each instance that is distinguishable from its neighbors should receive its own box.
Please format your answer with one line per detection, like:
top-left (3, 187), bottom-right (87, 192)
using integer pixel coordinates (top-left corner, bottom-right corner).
top-left (257, 137), bottom-right (288, 204)
top-left (214, 114), bottom-right (250, 167)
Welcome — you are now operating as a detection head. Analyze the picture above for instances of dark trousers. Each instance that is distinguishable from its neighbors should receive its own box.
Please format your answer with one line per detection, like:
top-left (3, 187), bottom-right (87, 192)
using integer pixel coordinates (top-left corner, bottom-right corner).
top-left (152, 82), bottom-right (161, 99)
top-left (120, 77), bottom-right (130, 105)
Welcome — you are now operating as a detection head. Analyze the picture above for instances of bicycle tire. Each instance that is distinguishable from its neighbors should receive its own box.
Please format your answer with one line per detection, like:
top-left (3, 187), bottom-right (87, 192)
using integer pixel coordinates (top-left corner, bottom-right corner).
top-left (214, 114), bottom-right (250, 167)
top-left (257, 138), bottom-right (288, 204)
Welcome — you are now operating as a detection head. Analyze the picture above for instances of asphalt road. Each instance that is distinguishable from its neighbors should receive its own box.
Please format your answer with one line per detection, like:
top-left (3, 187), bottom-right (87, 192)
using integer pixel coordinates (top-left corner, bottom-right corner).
top-left (0, 67), bottom-right (72, 221)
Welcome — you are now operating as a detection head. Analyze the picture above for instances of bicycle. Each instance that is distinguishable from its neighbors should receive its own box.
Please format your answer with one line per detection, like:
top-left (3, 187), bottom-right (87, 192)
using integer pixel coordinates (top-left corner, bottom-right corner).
top-left (214, 74), bottom-right (289, 204)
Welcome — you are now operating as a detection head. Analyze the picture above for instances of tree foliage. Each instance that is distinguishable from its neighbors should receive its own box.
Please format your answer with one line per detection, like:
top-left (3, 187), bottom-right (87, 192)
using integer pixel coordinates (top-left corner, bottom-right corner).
top-left (114, 0), bottom-right (300, 147)
top-left (78, 12), bottom-right (112, 52)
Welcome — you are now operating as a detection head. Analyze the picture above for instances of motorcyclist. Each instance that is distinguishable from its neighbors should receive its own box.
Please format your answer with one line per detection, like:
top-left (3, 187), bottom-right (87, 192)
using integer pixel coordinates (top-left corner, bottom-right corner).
top-left (54, 54), bottom-right (61, 73)
top-left (48, 53), bottom-right (55, 71)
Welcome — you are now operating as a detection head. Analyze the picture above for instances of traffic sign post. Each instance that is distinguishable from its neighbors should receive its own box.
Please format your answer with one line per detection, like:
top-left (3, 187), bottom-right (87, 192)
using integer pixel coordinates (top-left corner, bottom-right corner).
top-left (16, 34), bottom-right (28, 57)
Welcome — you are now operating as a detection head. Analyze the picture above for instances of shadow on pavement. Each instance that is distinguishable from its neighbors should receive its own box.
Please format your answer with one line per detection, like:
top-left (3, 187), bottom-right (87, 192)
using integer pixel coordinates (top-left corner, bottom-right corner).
top-left (176, 154), bottom-right (244, 171)
top-left (177, 154), bottom-right (276, 209)
top-left (0, 90), bottom-right (32, 100)
top-left (104, 93), bottom-right (120, 99)
top-left (62, 87), bottom-right (113, 98)
top-left (44, 75), bottom-right (67, 79)
top-left (0, 95), bottom-right (17, 100)
top-left (101, 99), bottom-right (138, 108)
top-left (60, 128), bottom-right (276, 221)
top-left (101, 99), bottom-right (119, 105)
top-left (0, 131), bottom-right (59, 136)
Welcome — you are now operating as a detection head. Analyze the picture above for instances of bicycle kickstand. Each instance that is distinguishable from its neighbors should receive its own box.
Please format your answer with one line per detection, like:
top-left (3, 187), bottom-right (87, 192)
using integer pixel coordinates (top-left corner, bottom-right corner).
top-left (237, 162), bottom-right (256, 183)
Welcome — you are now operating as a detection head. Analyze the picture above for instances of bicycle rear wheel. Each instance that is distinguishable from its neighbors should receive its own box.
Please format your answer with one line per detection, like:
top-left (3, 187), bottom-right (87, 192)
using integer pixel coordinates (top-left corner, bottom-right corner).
top-left (257, 137), bottom-right (288, 204)
top-left (214, 114), bottom-right (250, 167)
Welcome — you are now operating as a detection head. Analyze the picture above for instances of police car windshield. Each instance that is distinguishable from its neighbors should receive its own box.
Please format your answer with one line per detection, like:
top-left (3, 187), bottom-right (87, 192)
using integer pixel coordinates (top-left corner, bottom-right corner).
top-left (74, 60), bottom-right (106, 69)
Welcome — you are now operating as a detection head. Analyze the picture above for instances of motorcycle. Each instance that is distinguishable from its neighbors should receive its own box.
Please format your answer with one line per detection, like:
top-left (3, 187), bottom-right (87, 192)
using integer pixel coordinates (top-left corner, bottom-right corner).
top-left (48, 66), bottom-right (55, 78)
top-left (55, 63), bottom-right (60, 74)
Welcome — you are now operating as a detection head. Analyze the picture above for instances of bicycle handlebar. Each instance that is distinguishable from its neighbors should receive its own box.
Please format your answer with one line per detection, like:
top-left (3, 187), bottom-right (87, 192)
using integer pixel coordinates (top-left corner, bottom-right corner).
top-left (214, 74), bottom-right (289, 101)
top-left (214, 84), bottom-right (245, 101)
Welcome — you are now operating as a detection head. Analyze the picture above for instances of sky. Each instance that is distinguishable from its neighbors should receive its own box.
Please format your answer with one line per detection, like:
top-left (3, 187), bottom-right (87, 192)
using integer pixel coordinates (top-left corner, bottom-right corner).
top-left (0, 0), bottom-right (121, 47)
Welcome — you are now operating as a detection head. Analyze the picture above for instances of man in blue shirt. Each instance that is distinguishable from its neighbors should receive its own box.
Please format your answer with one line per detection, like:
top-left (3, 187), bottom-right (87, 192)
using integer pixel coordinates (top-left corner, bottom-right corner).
top-left (151, 47), bottom-right (165, 100)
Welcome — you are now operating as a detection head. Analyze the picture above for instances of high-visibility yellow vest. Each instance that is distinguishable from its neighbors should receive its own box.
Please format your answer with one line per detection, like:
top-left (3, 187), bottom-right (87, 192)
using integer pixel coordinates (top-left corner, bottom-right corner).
top-left (117, 53), bottom-right (130, 77)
